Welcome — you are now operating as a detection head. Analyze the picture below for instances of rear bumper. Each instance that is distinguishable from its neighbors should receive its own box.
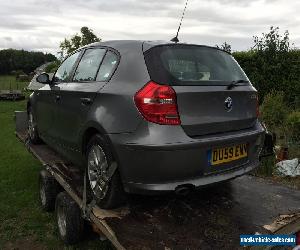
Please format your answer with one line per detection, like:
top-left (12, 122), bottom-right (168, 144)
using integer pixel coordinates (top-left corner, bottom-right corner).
top-left (108, 120), bottom-right (265, 194)
top-left (125, 160), bottom-right (259, 194)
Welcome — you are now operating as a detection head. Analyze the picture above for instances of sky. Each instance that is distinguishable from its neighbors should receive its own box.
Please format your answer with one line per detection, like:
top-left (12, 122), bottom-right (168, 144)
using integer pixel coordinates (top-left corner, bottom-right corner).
top-left (0, 0), bottom-right (300, 55)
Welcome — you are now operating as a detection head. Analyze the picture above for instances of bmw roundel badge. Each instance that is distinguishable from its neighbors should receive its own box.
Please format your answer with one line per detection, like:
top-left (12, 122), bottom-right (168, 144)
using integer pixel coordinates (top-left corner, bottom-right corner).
top-left (225, 97), bottom-right (233, 112)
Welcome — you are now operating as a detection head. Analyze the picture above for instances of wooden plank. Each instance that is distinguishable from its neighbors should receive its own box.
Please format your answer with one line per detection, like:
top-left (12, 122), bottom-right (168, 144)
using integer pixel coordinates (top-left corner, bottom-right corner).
top-left (263, 213), bottom-right (300, 233)
top-left (90, 213), bottom-right (125, 250)
top-left (92, 206), bottom-right (129, 220)
top-left (274, 216), bottom-right (300, 235)
top-left (248, 214), bottom-right (300, 250)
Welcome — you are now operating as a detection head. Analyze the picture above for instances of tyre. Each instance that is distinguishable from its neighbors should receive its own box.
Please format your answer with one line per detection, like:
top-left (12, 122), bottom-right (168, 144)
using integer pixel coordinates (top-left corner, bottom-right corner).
top-left (28, 106), bottom-right (41, 144)
top-left (55, 192), bottom-right (84, 245)
top-left (39, 170), bottom-right (62, 212)
top-left (86, 134), bottom-right (126, 209)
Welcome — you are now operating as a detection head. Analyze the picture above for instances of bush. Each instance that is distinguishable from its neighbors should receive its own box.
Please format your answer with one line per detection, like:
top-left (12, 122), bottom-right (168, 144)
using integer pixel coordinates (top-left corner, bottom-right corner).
top-left (260, 91), bottom-right (288, 131)
top-left (255, 156), bottom-right (276, 177)
top-left (260, 91), bottom-right (299, 159)
top-left (286, 111), bottom-right (300, 142)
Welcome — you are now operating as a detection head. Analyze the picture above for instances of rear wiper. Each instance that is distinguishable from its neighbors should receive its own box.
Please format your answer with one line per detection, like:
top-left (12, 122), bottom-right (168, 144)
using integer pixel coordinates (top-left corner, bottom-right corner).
top-left (227, 79), bottom-right (249, 90)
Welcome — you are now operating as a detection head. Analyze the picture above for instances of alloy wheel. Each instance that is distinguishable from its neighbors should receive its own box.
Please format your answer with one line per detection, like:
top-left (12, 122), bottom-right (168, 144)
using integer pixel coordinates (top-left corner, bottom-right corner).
top-left (87, 144), bottom-right (109, 200)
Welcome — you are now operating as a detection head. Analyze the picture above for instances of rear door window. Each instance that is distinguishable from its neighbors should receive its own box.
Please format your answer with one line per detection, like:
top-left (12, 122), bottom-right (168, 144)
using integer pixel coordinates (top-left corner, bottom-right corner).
top-left (144, 45), bottom-right (248, 86)
top-left (96, 50), bottom-right (118, 82)
top-left (54, 51), bottom-right (81, 82)
top-left (73, 48), bottom-right (106, 82)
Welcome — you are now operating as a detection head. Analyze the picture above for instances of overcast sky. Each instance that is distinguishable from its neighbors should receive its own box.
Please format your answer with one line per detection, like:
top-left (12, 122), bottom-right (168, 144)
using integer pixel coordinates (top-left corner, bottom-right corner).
top-left (1, 0), bottom-right (300, 55)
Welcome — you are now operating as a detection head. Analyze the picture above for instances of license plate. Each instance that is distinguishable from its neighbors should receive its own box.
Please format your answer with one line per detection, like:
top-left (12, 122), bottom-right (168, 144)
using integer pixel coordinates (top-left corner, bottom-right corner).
top-left (208, 143), bottom-right (248, 166)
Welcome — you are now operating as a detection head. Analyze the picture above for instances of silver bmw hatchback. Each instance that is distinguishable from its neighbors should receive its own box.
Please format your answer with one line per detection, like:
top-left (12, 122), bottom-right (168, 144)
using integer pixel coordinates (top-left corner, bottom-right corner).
top-left (29, 40), bottom-right (265, 208)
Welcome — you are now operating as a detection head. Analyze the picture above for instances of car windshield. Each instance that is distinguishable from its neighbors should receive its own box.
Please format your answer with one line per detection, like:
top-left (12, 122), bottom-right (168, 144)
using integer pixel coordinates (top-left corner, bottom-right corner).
top-left (144, 45), bottom-right (249, 86)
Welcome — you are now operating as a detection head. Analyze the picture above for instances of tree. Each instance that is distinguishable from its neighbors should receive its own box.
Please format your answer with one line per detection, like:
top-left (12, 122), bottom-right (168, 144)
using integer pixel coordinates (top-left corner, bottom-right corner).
top-left (60, 27), bottom-right (101, 56)
top-left (216, 42), bottom-right (231, 53)
top-left (81, 27), bottom-right (100, 46)
top-left (0, 49), bottom-right (56, 75)
top-left (253, 26), bottom-right (290, 53)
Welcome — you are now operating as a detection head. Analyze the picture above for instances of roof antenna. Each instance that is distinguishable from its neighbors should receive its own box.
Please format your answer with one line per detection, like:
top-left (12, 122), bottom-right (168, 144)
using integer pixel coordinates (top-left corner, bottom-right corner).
top-left (171, 0), bottom-right (189, 43)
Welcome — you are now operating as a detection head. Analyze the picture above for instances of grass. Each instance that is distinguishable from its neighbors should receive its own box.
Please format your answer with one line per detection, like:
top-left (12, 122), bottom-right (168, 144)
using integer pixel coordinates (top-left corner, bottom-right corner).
top-left (0, 76), bottom-right (111, 249)
top-left (255, 156), bottom-right (276, 177)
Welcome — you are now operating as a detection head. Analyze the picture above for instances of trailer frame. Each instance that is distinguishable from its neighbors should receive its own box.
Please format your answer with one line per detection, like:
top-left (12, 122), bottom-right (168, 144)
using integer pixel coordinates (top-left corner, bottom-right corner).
top-left (15, 111), bottom-right (126, 249)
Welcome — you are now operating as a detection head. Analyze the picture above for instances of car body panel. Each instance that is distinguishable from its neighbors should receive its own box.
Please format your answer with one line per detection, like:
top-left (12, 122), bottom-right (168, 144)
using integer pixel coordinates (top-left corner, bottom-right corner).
top-left (34, 84), bottom-right (56, 139)
top-left (53, 82), bottom-right (102, 163)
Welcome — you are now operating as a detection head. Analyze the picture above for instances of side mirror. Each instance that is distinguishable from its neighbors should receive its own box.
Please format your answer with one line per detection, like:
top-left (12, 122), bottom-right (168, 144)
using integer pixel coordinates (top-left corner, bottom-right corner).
top-left (36, 72), bottom-right (51, 85)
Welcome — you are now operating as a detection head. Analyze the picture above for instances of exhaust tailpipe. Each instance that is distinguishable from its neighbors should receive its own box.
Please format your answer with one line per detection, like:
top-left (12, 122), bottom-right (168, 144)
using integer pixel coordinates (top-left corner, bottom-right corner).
top-left (175, 184), bottom-right (194, 196)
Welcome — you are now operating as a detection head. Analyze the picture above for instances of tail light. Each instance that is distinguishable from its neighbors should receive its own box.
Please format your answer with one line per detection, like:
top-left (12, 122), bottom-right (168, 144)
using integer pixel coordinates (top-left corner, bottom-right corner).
top-left (134, 81), bottom-right (181, 125)
top-left (296, 231), bottom-right (300, 246)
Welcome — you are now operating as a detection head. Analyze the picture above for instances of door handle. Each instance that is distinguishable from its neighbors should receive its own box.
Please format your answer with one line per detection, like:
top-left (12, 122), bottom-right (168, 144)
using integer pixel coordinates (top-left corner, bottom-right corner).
top-left (80, 97), bottom-right (92, 105)
top-left (55, 95), bottom-right (61, 102)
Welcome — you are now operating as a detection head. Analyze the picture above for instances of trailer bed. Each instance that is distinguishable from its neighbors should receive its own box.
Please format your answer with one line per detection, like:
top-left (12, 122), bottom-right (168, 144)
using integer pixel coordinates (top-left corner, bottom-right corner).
top-left (15, 111), bottom-right (300, 249)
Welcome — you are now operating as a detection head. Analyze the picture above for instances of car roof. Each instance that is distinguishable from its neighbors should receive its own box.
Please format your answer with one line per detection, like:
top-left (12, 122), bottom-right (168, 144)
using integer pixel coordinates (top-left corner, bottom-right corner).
top-left (82, 40), bottom-right (229, 54)
top-left (86, 40), bottom-right (163, 49)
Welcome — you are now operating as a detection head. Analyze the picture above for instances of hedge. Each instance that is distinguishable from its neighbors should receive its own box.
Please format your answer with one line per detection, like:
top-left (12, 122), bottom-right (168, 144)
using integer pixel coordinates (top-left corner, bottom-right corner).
top-left (233, 50), bottom-right (300, 108)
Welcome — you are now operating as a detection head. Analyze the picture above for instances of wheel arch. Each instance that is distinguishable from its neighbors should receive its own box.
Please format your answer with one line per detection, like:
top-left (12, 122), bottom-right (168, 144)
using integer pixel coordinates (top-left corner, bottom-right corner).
top-left (81, 126), bottom-right (101, 156)
top-left (80, 122), bottom-right (117, 160)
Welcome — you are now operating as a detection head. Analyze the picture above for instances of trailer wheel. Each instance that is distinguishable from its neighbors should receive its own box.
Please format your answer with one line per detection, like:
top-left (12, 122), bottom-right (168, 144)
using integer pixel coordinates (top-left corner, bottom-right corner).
top-left (86, 134), bottom-right (126, 209)
top-left (39, 170), bottom-right (61, 212)
top-left (28, 107), bottom-right (41, 144)
top-left (55, 192), bottom-right (84, 245)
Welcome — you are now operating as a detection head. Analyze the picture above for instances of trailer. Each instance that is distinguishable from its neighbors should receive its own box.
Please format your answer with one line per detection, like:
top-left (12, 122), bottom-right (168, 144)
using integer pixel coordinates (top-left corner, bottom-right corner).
top-left (0, 90), bottom-right (25, 101)
top-left (15, 111), bottom-right (300, 249)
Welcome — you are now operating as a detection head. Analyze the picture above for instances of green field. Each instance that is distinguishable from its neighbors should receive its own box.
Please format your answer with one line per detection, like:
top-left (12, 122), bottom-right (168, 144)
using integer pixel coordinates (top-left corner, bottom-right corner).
top-left (0, 76), bottom-right (110, 249)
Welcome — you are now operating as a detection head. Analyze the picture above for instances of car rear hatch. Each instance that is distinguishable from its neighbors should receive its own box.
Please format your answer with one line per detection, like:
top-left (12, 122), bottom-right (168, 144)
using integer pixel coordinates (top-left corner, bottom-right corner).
top-left (143, 43), bottom-right (258, 137)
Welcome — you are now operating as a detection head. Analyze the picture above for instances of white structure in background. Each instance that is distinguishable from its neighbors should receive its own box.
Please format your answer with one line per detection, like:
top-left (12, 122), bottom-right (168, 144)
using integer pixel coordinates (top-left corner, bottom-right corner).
top-left (276, 158), bottom-right (300, 177)
top-left (27, 62), bottom-right (54, 91)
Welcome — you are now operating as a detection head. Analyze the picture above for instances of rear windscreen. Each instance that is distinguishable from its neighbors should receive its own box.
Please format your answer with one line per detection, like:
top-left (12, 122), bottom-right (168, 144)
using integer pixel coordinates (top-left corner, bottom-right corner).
top-left (144, 45), bottom-right (248, 86)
